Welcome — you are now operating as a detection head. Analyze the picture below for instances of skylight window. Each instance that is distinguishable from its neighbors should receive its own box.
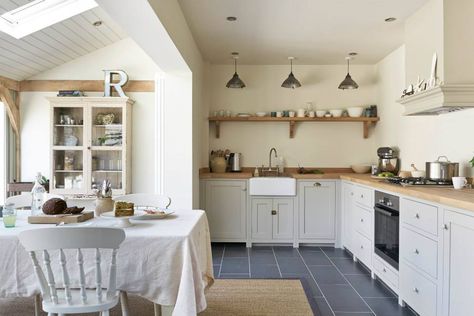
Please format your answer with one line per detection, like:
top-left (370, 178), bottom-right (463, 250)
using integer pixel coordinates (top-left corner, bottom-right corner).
top-left (0, 0), bottom-right (98, 39)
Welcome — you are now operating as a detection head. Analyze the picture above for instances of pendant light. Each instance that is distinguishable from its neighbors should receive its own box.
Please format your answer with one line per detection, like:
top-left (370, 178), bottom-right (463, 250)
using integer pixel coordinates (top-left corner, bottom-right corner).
top-left (338, 56), bottom-right (359, 90)
top-left (281, 57), bottom-right (301, 89)
top-left (226, 52), bottom-right (246, 88)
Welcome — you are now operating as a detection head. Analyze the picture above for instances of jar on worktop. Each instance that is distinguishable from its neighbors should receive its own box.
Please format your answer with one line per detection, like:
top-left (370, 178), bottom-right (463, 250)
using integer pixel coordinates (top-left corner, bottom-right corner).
top-left (211, 157), bottom-right (227, 173)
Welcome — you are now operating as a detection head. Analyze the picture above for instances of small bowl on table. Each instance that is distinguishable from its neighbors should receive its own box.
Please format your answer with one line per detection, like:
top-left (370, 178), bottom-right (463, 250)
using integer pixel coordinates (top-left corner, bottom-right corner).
top-left (316, 110), bottom-right (327, 117)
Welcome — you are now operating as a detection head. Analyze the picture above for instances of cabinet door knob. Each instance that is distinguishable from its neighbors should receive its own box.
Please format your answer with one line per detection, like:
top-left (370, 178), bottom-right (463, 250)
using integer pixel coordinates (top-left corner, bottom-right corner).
top-left (414, 249), bottom-right (419, 255)
top-left (87, 146), bottom-right (91, 150)
top-left (415, 213), bottom-right (420, 219)
top-left (383, 268), bottom-right (387, 272)
top-left (360, 218), bottom-right (364, 222)
top-left (313, 182), bottom-right (321, 187)
top-left (271, 210), bottom-right (277, 215)
top-left (360, 245), bottom-right (364, 249)
top-left (350, 192), bottom-right (354, 196)
top-left (360, 194), bottom-right (364, 198)
top-left (413, 287), bottom-right (419, 294)
top-left (242, 188), bottom-right (247, 191)
top-left (444, 224), bottom-right (448, 230)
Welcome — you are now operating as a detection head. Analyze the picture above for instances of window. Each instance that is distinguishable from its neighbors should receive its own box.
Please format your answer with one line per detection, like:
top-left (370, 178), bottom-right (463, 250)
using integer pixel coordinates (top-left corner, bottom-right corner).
top-left (0, 0), bottom-right (97, 39)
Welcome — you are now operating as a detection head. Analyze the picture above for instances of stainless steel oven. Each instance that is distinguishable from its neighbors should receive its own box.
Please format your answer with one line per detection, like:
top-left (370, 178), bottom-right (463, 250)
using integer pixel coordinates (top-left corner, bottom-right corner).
top-left (374, 190), bottom-right (400, 270)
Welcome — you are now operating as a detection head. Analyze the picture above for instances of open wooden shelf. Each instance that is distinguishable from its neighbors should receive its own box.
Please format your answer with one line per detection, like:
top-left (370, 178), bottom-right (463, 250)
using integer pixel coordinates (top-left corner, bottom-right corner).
top-left (208, 116), bottom-right (380, 139)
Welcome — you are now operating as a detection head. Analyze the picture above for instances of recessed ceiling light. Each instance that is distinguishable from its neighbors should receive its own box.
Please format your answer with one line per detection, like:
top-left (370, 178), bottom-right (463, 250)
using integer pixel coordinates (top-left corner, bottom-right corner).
top-left (93, 20), bottom-right (102, 27)
top-left (349, 52), bottom-right (358, 56)
top-left (384, 17), bottom-right (397, 22)
top-left (226, 16), bottom-right (237, 21)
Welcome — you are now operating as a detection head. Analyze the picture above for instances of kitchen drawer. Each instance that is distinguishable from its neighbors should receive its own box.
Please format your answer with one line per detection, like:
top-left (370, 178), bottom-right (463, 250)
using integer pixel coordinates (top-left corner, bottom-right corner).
top-left (373, 255), bottom-right (398, 289)
top-left (354, 185), bottom-right (373, 209)
top-left (401, 263), bottom-right (437, 316)
top-left (354, 232), bottom-right (372, 267)
top-left (354, 205), bottom-right (372, 239)
top-left (400, 226), bottom-right (438, 279)
top-left (402, 199), bottom-right (438, 236)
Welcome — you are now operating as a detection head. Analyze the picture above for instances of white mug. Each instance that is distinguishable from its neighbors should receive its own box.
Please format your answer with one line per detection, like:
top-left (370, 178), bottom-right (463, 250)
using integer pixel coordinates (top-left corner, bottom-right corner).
top-left (289, 111), bottom-right (296, 118)
top-left (309, 111), bottom-right (315, 118)
top-left (297, 109), bottom-right (305, 117)
top-left (452, 176), bottom-right (467, 189)
top-left (276, 111), bottom-right (283, 118)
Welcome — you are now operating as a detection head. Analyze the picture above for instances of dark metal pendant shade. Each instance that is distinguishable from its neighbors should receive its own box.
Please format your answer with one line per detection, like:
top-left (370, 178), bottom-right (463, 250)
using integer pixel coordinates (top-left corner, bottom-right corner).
top-left (282, 57), bottom-right (301, 89)
top-left (338, 58), bottom-right (359, 90)
top-left (226, 57), bottom-right (246, 88)
top-left (226, 72), bottom-right (246, 88)
top-left (281, 72), bottom-right (301, 89)
top-left (338, 73), bottom-right (359, 90)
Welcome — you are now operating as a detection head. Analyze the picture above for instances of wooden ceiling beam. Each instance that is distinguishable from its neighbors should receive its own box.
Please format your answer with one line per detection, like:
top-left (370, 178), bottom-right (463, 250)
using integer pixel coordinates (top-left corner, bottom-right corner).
top-left (0, 76), bottom-right (20, 91)
top-left (19, 80), bottom-right (155, 92)
top-left (0, 84), bottom-right (20, 137)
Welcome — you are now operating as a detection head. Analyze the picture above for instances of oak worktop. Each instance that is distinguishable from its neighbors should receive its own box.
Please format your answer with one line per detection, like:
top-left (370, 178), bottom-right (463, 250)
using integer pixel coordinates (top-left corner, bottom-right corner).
top-left (200, 170), bottom-right (474, 212)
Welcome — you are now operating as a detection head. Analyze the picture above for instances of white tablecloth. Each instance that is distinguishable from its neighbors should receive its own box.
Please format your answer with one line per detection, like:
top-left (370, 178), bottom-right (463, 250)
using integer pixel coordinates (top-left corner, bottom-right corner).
top-left (0, 210), bottom-right (214, 316)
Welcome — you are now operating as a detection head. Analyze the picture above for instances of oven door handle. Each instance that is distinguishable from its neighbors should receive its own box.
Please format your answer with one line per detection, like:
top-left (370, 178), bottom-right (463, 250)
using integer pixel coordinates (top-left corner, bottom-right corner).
top-left (374, 205), bottom-right (399, 217)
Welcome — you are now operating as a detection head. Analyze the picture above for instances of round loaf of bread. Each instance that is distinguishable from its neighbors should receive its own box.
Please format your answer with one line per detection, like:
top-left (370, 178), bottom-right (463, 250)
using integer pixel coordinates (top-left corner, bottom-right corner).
top-left (42, 198), bottom-right (67, 215)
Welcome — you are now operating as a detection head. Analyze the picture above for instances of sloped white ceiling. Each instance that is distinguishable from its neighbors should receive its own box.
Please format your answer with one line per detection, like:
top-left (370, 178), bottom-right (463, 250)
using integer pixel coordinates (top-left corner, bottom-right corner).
top-left (0, 1), bottom-right (127, 80)
top-left (178, 0), bottom-right (429, 65)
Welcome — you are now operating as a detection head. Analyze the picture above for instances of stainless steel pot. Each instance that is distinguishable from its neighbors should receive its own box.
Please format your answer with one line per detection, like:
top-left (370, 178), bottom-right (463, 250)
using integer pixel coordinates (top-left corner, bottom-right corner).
top-left (426, 156), bottom-right (459, 181)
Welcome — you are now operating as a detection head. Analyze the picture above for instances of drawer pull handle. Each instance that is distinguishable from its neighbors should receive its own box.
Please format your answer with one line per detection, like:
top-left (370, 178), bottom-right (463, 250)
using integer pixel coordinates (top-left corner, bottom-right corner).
top-left (350, 192), bottom-right (354, 196)
top-left (383, 268), bottom-right (387, 272)
top-left (444, 224), bottom-right (448, 230)
top-left (413, 287), bottom-right (419, 294)
top-left (313, 182), bottom-right (322, 187)
top-left (242, 188), bottom-right (247, 191)
top-left (414, 249), bottom-right (419, 255)
top-left (360, 218), bottom-right (364, 222)
top-left (360, 194), bottom-right (364, 198)
top-left (360, 245), bottom-right (364, 249)
top-left (415, 213), bottom-right (420, 219)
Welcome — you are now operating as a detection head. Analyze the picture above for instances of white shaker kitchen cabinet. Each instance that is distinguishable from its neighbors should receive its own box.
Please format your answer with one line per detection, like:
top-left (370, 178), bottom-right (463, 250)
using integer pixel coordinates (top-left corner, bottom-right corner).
top-left (251, 198), bottom-right (273, 240)
top-left (250, 197), bottom-right (295, 243)
top-left (298, 180), bottom-right (337, 241)
top-left (202, 180), bottom-right (247, 242)
top-left (273, 198), bottom-right (294, 240)
top-left (442, 209), bottom-right (474, 316)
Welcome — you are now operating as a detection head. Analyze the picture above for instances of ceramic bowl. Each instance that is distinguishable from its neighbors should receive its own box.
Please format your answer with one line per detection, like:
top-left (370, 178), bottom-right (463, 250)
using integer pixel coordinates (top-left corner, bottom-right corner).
top-left (347, 107), bottom-right (364, 117)
top-left (329, 109), bottom-right (343, 117)
top-left (351, 164), bottom-right (371, 174)
top-left (316, 110), bottom-right (327, 117)
top-left (256, 112), bottom-right (267, 117)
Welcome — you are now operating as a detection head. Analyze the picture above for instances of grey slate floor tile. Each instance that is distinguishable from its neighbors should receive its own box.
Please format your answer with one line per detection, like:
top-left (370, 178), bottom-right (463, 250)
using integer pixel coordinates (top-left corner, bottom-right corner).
top-left (345, 274), bottom-right (395, 298)
top-left (221, 257), bottom-right (249, 273)
top-left (332, 258), bottom-right (370, 275)
top-left (309, 265), bottom-right (349, 285)
top-left (300, 250), bottom-right (333, 265)
top-left (320, 284), bottom-right (372, 313)
top-left (250, 264), bottom-right (281, 278)
top-left (364, 298), bottom-right (416, 316)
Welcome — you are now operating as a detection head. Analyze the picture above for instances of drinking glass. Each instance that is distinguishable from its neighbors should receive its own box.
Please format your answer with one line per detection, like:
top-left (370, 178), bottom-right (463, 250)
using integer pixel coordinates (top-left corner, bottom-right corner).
top-left (3, 204), bottom-right (17, 228)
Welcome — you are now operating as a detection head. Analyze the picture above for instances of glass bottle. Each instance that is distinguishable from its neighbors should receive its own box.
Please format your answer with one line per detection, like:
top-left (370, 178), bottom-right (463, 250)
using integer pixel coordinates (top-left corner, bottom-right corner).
top-left (31, 172), bottom-right (46, 215)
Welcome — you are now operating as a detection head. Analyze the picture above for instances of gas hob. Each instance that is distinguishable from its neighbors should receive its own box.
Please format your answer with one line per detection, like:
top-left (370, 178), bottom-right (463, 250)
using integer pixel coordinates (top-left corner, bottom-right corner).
top-left (385, 177), bottom-right (453, 187)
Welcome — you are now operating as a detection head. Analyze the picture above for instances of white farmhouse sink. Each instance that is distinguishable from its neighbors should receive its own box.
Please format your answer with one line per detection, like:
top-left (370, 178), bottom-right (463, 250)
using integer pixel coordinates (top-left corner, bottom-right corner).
top-left (249, 177), bottom-right (296, 196)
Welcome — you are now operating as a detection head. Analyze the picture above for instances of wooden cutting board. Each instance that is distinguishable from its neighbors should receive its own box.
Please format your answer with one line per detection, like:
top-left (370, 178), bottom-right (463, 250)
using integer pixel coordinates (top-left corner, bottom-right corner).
top-left (28, 211), bottom-right (94, 224)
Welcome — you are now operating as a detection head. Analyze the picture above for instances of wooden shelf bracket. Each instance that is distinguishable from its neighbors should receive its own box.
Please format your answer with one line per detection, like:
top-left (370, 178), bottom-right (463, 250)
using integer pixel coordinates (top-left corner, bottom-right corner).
top-left (289, 121), bottom-right (296, 138)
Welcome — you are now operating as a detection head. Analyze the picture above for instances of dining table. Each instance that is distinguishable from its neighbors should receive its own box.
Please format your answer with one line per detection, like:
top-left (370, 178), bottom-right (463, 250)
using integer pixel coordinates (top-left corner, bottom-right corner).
top-left (0, 209), bottom-right (214, 316)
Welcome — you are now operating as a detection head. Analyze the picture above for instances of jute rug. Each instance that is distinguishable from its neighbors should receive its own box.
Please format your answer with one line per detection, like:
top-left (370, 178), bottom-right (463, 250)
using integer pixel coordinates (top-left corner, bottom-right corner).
top-left (0, 279), bottom-right (314, 315)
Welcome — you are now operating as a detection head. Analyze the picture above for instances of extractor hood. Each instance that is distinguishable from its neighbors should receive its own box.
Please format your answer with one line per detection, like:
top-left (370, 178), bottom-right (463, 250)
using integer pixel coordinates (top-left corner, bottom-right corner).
top-left (397, 84), bottom-right (474, 115)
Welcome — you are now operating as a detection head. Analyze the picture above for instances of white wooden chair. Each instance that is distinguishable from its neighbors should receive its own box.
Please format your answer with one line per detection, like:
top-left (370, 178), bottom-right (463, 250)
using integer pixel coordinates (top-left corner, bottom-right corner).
top-left (114, 193), bottom-right (171, 209)
top-left (113, 193), bottom-right (172, 316)
top-left (19, 227), bottom-right (126, 316)
top-left (5, 192), bottom-right (65, 209)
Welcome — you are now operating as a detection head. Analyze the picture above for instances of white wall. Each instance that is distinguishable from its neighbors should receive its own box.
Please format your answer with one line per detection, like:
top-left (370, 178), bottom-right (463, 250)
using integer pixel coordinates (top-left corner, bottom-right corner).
top-left (0, 102), bottom-right (5, 204)
top-left (207, 64), bottom-right (378, 167)
top-left (376, 45), bottom-right (474, 176)
top-left (20, 38), bottom-right (162, 193)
